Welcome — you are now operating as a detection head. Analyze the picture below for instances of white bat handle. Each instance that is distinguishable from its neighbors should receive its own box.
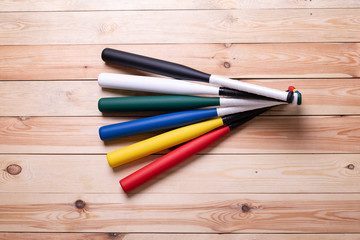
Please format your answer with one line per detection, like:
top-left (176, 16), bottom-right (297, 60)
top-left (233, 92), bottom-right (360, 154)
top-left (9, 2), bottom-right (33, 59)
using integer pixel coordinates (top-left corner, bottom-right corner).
top-left (210, 75), bottom-right (298, 105)
top-left (220, 98), bottom-right (285, 106)
top-left (216, 102), bottom-right (282, 117)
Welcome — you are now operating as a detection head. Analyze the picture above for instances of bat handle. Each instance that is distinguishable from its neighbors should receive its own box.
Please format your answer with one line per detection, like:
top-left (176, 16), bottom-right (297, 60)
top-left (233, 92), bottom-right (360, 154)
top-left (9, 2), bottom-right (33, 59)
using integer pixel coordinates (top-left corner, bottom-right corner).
top-left (120, 126), bottom-right (230, 193)
top-left (101, 48), bottom-right (211, 81)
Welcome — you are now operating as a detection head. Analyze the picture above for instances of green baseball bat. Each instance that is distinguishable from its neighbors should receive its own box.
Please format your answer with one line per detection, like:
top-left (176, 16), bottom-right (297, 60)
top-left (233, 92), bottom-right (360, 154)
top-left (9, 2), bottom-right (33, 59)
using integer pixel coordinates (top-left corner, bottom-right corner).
top-left (98, 95), bottom-right (283, 112)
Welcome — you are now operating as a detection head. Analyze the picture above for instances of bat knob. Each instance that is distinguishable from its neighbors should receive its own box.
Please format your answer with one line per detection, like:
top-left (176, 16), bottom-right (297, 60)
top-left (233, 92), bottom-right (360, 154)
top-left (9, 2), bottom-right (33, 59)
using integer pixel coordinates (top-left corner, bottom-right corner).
top-left (288, 86), bottom-right (302, 105)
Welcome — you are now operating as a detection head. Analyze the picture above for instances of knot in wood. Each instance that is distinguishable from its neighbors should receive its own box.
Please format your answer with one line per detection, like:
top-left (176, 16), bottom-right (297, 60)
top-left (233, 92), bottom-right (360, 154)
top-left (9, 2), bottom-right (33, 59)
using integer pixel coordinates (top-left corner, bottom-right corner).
top-left (18, 116), bottom-right (28, 121)
top-left (75, 199), bottom-right (86, 209)
top-left (6, 164), bottom-right (22, 175)
top-left (241, 204), bottom-right (251, 213)
top-left (224, 62), bottom-right (231, 68)
top-left (108, 233), bottom-right (120, 238)
top-left (347, 164), bottom-right (355, 170)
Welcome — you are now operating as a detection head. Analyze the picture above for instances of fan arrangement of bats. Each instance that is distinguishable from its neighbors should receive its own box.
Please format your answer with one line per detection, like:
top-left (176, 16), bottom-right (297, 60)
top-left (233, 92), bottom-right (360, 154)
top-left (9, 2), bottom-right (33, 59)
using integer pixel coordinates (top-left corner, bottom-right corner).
top-left (97, 48), bottom-right (302, 193)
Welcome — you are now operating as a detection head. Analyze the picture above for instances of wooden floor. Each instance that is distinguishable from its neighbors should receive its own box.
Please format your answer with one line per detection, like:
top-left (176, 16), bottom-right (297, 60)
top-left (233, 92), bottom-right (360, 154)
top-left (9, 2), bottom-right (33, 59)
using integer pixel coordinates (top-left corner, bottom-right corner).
top-left (1, 1), bottom-right (360, 239)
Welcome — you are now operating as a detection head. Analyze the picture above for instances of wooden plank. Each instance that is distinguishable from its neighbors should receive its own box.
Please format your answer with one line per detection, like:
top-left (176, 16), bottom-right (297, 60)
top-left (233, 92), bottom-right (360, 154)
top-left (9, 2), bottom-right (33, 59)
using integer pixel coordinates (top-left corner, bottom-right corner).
top-left (1, 78), bottom-right (359, 116)
top-left (1, 10), bottom-right (360, 45)
top-left (0, 116), bottom-right (359, 154)
top-left (1, 233), bottom-right (360, 240)
top-left (1, 0), bottom-right (360, 11)
top-left (0, 193), bottom-right (359, 232)
top-left (0, 154), bottom-right (359, 194)
top-left (1, 44), bottom-right (359, 80)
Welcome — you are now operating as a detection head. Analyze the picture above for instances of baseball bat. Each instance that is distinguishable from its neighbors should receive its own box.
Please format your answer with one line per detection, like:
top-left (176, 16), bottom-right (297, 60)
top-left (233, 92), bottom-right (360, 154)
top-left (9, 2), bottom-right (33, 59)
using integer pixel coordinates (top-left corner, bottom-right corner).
top-left (98, 73), bottom-right (269, 99)
top-left (107, 108), bottom-right (268, 168)
top-left (101, 48), bottom-right (300, 105)
top-left (99, 103), bottom-right (279, 141)
top-left (119, 109), bottom-right (265, 193)
top-left (98, 95), bottom-right (284, 112)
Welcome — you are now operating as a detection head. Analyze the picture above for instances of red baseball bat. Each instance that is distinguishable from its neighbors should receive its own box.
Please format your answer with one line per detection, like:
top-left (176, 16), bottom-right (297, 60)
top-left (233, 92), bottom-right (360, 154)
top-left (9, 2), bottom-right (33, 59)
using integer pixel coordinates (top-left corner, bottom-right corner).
top-left (120, 108), bottom-right (267, 193)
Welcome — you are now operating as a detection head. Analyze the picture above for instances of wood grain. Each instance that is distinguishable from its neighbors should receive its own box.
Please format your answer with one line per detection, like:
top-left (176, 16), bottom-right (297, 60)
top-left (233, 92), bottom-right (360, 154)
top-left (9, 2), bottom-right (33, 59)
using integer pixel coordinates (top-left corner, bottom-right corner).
top-left (1, 233), bottom-right (360, 240)
top-left (1, 44), bottom-right (359, 81)
top-left (0, 193), bottom-right (359, 232)
top-left (0, 154), bottom-right (359, 194)
top-left (1, 10), bottom-right (360, 45)
top-left (0, 116), bottom-right (359, 154)
top-left (1, 78), bottom-right (359, 116)
top-left (1, 0), bottom-right (360, 11)
top-left (1, 1), bottom-right (359, 238)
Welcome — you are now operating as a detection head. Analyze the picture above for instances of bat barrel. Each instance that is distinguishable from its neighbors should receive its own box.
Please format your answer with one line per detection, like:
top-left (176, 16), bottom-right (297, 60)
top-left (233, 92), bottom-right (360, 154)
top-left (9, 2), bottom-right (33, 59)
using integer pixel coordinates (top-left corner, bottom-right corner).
top-left (98, 96), bottom-right (220, 112)
top-left (98, 73), bottom-right (219, 96)
top-left (99, 108), bottom-right (217, 141)
top-left (107, 118), bottom-right (224, 168)
top-left (120, 126), bottom-right (230, 193)
top-left (102, 48), bottom-right (211, 81)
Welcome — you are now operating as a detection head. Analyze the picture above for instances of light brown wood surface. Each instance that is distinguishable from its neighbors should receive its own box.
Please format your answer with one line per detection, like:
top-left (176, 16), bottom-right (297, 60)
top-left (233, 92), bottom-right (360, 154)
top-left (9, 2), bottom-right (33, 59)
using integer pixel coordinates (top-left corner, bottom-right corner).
top-left (0, 154), bottom-right (359, 194)
top-left (0, 193), bottom-right (360, 233)
top-left (0, 1), bottom-right (359, 239)
top-left (1, 44), bottom-right (359, 80)
top-left (2, 233), bottom-right (360, 240)
top-left (1, 10), bottom-right (360, 45)
top-left (1, 0), bottom-right (360, 11)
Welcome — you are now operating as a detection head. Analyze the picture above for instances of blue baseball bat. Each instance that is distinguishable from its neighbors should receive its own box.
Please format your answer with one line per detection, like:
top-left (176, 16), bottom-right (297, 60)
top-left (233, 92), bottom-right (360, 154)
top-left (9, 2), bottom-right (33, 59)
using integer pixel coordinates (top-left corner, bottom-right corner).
top-left (99, 103), bottom-right (278, 141)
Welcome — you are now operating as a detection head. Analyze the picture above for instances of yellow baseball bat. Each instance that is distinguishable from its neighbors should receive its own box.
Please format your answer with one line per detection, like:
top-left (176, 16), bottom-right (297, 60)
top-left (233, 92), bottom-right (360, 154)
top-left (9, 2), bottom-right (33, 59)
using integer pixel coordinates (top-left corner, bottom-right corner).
top-left (107, 118), bottom-right (223, 168)
top-left (107, 108), bottom-right (267, 168)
